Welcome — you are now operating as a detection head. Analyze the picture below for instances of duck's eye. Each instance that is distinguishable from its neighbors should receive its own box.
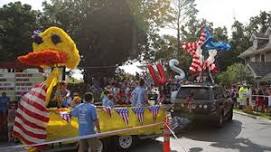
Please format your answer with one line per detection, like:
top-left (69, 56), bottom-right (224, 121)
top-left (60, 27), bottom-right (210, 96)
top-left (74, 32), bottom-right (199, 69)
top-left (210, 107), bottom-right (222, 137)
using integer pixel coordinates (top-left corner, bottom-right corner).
top-left (51, 34), bottom-right (61, 45)
top-left (33, 36), bottom-right (43, 44)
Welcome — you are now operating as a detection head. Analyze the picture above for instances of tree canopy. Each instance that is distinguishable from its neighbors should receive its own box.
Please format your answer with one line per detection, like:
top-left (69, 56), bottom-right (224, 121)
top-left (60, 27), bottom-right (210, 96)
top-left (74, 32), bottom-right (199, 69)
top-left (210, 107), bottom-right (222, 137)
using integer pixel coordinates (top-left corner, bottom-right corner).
top-left (40, 0), bottom-right (172, 81)
top-left (0, 1), bottom-right (270, 83)
top-left (0, 2), bottom-right (40, 62)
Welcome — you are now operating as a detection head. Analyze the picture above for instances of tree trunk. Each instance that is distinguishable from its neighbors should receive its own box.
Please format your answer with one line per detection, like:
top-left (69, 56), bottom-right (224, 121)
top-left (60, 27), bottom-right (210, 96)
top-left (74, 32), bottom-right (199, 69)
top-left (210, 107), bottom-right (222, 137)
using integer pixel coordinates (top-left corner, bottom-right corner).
top-left (176, 0), bottom-right (181, 57)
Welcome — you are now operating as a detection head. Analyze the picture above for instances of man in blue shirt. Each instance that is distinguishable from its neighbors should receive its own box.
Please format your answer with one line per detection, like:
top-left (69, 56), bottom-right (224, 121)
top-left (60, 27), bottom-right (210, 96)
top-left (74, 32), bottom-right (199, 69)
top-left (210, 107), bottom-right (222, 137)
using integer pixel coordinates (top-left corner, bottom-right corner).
top-left (102, 90), bottom-right (114, 108)
top-left (0, 92), bottom-right (10, 132)
top-left (72, 92), bottom-right (101, 152)
top-left (131, 79), bottom-right (147, 107)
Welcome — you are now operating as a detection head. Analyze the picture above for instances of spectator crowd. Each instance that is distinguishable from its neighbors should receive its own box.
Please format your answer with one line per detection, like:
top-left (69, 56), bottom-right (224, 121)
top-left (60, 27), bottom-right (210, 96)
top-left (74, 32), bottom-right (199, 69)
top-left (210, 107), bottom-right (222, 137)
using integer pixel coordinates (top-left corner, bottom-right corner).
top-left (230, 84), bottom-right (271, 113)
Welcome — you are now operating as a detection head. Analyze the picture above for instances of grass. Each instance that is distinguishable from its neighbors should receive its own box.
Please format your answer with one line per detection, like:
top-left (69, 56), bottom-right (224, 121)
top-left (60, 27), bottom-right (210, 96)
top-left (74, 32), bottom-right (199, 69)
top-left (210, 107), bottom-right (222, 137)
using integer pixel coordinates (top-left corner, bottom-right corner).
top-left (234, 108), bottom-right (271, 120)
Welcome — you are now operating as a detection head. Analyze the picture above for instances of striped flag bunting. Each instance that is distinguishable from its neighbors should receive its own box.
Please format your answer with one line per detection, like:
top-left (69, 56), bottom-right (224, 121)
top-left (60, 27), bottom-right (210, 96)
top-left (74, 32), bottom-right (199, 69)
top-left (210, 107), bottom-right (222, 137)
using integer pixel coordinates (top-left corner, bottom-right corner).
top-left (59, 111), bottom-right (71, 123)
top-left (115, 108), bottom-right (129, 125)
top-left (13, 83), bottom-right (49, 146)
top-left (103, 107), bottom-right (112, 117)
top-left (132, 107), bottom-right (144, 125)
top-left (148, 105), bottom-right (160, 122)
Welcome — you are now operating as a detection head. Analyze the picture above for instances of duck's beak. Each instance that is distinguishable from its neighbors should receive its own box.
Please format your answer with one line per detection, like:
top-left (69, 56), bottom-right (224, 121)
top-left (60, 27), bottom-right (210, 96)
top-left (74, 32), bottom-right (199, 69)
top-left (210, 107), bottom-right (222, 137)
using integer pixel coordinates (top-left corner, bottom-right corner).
top-left (18, 49), bottom-right (67, 67)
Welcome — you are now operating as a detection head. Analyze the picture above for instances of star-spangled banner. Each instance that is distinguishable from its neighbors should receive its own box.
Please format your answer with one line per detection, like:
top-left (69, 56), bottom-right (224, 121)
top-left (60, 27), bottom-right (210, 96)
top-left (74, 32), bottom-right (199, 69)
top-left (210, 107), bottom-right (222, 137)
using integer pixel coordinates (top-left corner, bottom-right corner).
top-left (148, 105), bottom-right (160, 121)
top-left (132, 107), bottom-right (145, 125)
top-left (115, 108), bottom-right (129, 125)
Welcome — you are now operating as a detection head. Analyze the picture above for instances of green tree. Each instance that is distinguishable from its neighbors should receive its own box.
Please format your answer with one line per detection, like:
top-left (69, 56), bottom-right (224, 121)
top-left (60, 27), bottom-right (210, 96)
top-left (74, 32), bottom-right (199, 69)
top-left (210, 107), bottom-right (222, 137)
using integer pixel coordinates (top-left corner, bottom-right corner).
top-left (0, 2), bottom-right (39, 62)
top-left (246, 11), bottom-right (271, 35)
top-left (216, 63), bottom-right (252, 86)
top-left (41, 0), bottom-right (172, 82)
top-left (167, 0), bottom-right (198, 55)
top-left (224, 20), bottom-right (251, 69)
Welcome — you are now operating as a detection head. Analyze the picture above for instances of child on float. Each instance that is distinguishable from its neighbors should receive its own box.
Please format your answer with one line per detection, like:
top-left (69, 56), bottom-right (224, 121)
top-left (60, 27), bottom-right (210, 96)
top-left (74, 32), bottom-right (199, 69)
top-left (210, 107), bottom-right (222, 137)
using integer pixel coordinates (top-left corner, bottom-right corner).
top-left (70, 92), bottom-right (82, 107)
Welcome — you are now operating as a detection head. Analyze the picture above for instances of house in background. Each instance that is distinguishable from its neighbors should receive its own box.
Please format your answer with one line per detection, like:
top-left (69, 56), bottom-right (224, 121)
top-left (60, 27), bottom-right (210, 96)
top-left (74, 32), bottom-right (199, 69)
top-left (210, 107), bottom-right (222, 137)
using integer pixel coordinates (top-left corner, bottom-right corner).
top-left (239, 27), bottom-right (271, 83)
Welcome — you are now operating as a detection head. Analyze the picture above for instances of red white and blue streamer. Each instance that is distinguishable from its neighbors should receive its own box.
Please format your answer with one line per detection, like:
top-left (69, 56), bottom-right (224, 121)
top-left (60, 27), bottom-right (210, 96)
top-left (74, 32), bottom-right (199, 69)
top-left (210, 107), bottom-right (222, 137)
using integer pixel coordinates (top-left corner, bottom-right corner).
top-left (103, 107), bottom-right (112, 117)
top-left (115, 108), bottom-right (129, 125)
top-left (132, 107), bottom-right (145, 124)
top-left (13, 83), bottom-right (49, 146)
top-left (148, 105), bottom-right (160, 121)
top-left (182, 28), bottom-right (208, 74)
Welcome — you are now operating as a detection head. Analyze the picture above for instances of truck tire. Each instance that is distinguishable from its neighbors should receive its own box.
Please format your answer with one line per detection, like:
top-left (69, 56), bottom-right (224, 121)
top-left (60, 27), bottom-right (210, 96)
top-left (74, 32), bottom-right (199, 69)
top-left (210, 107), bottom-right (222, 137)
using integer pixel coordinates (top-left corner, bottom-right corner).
top-left (215, 111), bottom-right (224, 128)
top-left (114, 135), bottom-right (135, 151)
top-left (228, 107), bottom-right (233, 121)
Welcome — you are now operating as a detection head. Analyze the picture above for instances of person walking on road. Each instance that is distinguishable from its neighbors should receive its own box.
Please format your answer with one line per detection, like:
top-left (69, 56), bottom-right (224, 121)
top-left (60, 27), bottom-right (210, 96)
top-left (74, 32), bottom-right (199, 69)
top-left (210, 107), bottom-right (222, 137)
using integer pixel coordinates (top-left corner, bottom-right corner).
top-left (72, 92), bottom-right (101, 152)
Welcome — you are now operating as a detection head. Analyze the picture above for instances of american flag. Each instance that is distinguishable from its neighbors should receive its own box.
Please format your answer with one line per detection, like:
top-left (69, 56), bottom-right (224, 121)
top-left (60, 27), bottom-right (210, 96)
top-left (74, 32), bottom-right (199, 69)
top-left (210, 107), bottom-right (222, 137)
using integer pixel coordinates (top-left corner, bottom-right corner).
top-left (132, 107), bottom-right (144, 124)
top-left (115, 108), bottom-right (129, 125)
top-left (182, 28), bottom-right (208, 55)
top-left (13, 83), bottom-right (49, 145)
top-left (103, 107), bottom-right (112, 117)
top-left (148, 105), bottom-right (160, 121)
top-left (182, 28), bottom-right (210, 73)
top-left (203, 61), bottom-right (217, 72)
top-left (190, 54), bottom-right (202, 73)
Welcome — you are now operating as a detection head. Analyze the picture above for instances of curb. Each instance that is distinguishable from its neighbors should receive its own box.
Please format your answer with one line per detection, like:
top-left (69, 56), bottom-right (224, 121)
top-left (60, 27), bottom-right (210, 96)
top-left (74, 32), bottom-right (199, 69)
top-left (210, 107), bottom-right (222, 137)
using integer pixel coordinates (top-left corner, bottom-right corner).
top-left (233, 110), bottom-right (271, 123)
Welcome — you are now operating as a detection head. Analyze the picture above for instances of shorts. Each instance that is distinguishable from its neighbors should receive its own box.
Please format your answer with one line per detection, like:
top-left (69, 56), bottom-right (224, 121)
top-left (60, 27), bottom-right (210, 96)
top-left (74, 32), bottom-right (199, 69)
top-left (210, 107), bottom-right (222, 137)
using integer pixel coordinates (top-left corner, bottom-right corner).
top-left (78, 137), bottom-right (101, 152)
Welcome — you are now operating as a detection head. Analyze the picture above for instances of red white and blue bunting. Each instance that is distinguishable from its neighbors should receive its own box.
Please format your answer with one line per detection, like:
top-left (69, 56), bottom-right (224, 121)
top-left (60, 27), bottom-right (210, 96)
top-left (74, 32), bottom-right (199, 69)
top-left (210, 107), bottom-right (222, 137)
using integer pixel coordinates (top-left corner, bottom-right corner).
top-left (115, 108), bottom-right (129, 126)
top-left (103, 107), bottom-right (112, 117)
top-left (148, 105), bottom-right (160, 122)
top-left (132, 107), bottom-right (145, 125)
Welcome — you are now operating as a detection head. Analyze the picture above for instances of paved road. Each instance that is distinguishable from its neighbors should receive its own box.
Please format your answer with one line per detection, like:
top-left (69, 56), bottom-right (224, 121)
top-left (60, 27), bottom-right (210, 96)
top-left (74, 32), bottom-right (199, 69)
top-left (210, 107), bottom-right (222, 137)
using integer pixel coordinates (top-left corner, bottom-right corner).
top-left (132, 113), bottom-right (271, 152)
top-left (1, 113), bottom-right (270, 152)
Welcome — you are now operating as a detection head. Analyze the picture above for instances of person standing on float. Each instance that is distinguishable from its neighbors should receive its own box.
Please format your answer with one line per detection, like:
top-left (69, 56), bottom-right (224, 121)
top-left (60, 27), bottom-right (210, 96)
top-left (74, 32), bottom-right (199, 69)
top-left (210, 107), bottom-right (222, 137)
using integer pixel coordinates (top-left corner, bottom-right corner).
top-left (131, 79), bottom-right (148, 107)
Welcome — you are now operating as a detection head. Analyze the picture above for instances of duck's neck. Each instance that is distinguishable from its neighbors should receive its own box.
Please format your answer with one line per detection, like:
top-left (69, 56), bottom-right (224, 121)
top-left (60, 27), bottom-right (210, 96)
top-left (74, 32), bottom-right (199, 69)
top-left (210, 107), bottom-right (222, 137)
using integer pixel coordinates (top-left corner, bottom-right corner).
top-left (45, 68), bottom-right (61, 105)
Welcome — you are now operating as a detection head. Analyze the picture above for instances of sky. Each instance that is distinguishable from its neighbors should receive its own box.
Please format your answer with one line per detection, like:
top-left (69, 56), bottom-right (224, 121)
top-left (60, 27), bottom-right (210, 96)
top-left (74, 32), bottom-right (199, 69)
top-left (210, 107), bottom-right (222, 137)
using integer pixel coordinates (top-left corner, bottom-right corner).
top-left (1, 0), bottom-right (270, 31)
top-left (0, 0), bottom-right (271, 77)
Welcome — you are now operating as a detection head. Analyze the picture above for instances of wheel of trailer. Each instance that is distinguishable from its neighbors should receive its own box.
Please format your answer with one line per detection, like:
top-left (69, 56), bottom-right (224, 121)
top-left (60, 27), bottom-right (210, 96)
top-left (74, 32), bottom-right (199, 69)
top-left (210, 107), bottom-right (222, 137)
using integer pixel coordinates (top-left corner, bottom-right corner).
top-left (100, 137), bottom-right (113, 152)
top-left (97, 139), bottom-right (103, 152)
top-left (114, 135), bottom-right (135, 151)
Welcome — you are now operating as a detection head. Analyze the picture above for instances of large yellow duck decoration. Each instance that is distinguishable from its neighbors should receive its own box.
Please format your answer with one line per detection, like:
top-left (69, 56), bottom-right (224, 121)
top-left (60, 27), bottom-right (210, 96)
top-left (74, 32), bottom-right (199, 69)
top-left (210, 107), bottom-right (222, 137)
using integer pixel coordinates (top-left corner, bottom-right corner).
top-left (14, 27), bottom-right (80, 151)
top-left (18, 26), bottom-right (80, 104)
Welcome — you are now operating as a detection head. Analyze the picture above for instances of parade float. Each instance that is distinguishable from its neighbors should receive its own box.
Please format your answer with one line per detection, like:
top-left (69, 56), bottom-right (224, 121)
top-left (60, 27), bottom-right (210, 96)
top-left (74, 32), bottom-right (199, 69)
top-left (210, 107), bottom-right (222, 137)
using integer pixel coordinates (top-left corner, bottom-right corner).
top-left (13, 27), bottom-right (167, 151)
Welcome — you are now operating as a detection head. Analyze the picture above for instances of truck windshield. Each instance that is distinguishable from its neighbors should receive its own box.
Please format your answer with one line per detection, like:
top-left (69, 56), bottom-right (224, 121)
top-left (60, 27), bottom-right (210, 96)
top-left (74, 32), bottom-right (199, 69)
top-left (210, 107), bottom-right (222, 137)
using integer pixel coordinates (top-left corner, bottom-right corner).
top-left (177, 87), bottom-right (211, 100)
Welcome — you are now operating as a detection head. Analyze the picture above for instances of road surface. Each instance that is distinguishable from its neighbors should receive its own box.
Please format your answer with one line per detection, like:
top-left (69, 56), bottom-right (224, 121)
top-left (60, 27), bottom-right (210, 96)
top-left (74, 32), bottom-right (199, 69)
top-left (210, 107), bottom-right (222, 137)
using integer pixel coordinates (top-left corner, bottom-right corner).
top-left (0, 113), bottom-right (270, 152)
top-left (132, 113), bottom-right (271, 152)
